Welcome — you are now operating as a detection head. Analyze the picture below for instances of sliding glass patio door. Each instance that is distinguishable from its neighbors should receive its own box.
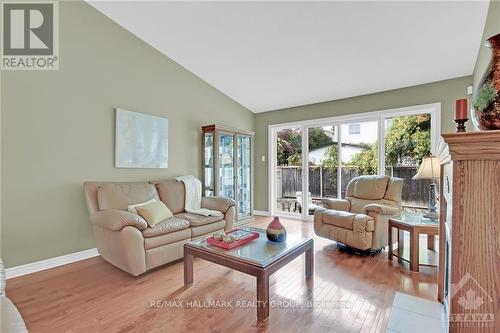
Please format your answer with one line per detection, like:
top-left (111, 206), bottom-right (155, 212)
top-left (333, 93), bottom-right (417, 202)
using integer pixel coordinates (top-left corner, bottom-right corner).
top-left (306, 125), bottom-right (338, 217)
top-left (272, 126), bottom-right (302, 218)
top-left (383, 113), bottom-right (433, 210)
top-left (270, 104), bottom-right (439, 220)
top-left (303, 121), bottom-right (379, 217)
top-left (339, 120), bottom-right (378, 198)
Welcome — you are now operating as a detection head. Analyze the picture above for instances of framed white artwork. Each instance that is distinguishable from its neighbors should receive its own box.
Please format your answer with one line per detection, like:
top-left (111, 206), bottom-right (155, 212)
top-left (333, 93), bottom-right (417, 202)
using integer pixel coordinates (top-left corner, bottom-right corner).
top-left (115, 108), bottom-right (168, 168)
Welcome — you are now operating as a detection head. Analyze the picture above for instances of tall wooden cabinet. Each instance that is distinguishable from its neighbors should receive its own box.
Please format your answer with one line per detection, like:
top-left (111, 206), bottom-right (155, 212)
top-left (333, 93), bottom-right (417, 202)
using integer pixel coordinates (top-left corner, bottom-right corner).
top-left (438, 131), bottom-right (500, 333)
top-left (202, 125), bottom-right (254, 223)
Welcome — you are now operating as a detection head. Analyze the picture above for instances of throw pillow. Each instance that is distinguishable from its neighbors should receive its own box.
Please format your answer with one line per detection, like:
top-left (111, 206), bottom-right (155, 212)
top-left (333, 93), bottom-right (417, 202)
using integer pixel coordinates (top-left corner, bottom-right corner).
top-left (128, 199), bottom-right (156, 215)
top-left (136, 200), bottom-right (173, 227)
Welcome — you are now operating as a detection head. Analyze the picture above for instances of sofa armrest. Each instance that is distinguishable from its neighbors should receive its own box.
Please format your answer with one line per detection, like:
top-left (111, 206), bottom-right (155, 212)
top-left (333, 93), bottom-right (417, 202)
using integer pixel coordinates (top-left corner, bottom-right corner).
top-left (321, 198), bottom-right (350, 211)
top-left (201, 196), bottom-right (235, 214)
top-left (362, 204), bottom-right (400, 216)
top-left (90, 210), bottom-right (148, 231)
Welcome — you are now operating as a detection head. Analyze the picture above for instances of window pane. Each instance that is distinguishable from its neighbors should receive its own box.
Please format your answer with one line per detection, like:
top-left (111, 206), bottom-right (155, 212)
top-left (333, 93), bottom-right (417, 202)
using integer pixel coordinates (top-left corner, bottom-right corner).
top-left (204, 133), bottom-right (214, 196)
top-left (237, 135), bottom-right (251, 218)
top-left (340, 121), bottom-right (378, 198)
top-left (307, 125), bottom-right (338, 216)
top-left (218, 133), bottom-right (234, 199)
top-left (384, 113), bottom-right (431, 211)
top-left (275, 128), bottom-right (302, 214)
top-left (348, 124), bottom-right (360, 135)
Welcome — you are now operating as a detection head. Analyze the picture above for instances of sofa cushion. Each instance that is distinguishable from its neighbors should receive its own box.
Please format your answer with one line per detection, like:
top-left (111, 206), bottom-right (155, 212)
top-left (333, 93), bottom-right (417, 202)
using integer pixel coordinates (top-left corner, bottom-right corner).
top-left (174, 212), bottom-right (223, 227)
top-left (97, 183), bottom-right (159, 211)
top-left (191, 220), bottom-right (226, 237)
top-left (353, 175), bottom-right (390, 200)
top-left (144, 228), bottom-right (191, 250)
top-left (142, 217), bottom-right (190, 238)
top-left (153, 180), bottom-right (186, 214)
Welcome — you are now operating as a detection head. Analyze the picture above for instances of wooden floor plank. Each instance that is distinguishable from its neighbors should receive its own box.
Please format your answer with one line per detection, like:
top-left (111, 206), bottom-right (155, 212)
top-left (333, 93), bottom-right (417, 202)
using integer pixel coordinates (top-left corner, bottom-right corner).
top-left (6, 217), bottom-right (439, 333)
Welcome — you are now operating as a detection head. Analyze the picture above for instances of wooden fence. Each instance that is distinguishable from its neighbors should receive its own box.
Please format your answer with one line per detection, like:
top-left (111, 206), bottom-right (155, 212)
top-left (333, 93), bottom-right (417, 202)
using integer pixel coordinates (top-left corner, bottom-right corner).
top-left (277, 166), bottom-right (430, 208)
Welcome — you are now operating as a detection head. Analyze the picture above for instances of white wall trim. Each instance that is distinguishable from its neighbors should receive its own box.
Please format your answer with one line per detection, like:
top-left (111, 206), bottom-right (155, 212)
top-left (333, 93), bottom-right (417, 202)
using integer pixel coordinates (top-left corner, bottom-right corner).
top-left (268, 125), bottom-right (275, 217)
top-left (0, 70), bottom-right (2, 266)
top-left (274, 212), bottom-right (304, 221)
top-left (267, 102), bottom-right (441, 129)
top-left (254, 210), bottom-right (270, 216)
top-left (6, 248), bottom-right (99, 279)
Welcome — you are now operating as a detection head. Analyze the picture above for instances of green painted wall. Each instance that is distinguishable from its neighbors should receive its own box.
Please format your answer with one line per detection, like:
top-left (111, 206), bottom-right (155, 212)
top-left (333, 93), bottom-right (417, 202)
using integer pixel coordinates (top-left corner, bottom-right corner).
top-left (3, 0), bottom-right (496, 267)
top-left (473, 0), bottom-right (500, 88)
top-left (254, 76), bottom-right (471, 211)
top-left (1, 1), bottom-right (254, 267)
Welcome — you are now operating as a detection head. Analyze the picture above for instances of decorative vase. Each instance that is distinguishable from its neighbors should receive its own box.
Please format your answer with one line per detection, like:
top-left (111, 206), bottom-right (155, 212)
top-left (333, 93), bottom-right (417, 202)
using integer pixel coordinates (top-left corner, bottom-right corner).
top-left (472, 33), bottom-right (500, 130)
top-left (266, 217), bottom-right (287, 243)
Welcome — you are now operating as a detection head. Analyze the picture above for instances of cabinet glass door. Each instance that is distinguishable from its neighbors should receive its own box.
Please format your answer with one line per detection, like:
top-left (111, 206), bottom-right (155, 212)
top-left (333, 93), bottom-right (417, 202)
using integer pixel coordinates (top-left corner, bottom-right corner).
top-left (218, 132), bottom-right (235, 199)
top-left (203, 132), bottom-right (214, 196)
top-left (237, 135), bottom-right (252, 218)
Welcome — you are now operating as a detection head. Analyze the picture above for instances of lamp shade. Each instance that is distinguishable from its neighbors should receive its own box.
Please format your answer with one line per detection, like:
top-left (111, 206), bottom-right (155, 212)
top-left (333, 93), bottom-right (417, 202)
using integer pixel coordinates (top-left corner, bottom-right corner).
top-left (413, 156), bottom-right (440, 180)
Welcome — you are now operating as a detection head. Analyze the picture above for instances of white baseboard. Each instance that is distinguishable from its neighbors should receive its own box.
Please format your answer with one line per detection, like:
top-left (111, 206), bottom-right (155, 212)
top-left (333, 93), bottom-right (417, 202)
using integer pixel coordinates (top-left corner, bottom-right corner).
top-left (276, 214), bottom-right (304, 221)
top-left (253, 210), bottom-right (270, 216)
top-left (6, 248), bottom-right (99, 279)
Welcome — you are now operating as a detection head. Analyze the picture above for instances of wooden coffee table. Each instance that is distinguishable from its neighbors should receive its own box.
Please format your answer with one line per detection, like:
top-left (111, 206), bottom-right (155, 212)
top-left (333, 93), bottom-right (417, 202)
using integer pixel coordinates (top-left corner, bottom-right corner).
top-left (388, 212), bottom-right (439, 272)
top-left (184, 227), bottom-right (314, 322)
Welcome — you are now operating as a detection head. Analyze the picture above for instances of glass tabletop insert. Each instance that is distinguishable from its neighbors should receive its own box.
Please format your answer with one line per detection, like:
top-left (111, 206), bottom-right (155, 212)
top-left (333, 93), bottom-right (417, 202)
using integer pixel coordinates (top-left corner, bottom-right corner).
top-left (186, 227), bottom-right (311, 268)
top-left (392, 211), bottom-right (439, 226)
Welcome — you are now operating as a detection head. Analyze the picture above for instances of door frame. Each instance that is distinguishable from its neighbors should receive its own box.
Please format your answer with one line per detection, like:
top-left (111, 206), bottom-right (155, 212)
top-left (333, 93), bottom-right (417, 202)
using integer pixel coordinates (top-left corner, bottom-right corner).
top-left (268, 102), bottom-right (441, 221)
top-left (235, 133), bottom-right (254, 220)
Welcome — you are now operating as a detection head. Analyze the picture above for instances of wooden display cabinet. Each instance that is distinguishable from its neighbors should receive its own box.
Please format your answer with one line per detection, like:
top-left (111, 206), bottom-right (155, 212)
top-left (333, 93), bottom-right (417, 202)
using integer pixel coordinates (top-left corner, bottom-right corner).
top-left (202, 124), bottom-right (255, 223)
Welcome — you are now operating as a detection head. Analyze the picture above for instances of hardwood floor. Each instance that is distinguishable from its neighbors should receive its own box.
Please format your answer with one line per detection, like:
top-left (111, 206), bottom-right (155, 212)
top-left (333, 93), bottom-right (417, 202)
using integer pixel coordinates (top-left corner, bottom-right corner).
top-left (6, 217), bottom-right (439, 333)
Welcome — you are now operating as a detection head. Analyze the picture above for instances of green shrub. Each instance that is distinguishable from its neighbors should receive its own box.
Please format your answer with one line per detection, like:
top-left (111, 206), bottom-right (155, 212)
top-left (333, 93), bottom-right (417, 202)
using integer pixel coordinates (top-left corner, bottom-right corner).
top-left (474, 81), bottom-right (498, 112)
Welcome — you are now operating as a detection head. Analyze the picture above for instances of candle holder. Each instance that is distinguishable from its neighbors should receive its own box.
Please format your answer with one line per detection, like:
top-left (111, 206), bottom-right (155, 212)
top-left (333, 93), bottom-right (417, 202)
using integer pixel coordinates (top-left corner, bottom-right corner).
top-left (455, 118), bottom-right (468, 133)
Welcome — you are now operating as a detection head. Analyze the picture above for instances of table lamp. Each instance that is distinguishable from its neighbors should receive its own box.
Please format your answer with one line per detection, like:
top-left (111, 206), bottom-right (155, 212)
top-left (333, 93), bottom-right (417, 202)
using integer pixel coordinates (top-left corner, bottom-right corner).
top-left (413, 155), bottom-right (440, 219)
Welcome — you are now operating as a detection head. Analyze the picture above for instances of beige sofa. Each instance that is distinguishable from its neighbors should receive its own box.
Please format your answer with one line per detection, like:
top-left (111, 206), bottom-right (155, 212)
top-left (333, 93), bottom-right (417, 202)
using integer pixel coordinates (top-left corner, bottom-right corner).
top-left (83, 180), bottom-right (235, 276)
top-left (1, 259), bottom-right (28, 333)
top-left (314, 175), bottom-right (403, 253)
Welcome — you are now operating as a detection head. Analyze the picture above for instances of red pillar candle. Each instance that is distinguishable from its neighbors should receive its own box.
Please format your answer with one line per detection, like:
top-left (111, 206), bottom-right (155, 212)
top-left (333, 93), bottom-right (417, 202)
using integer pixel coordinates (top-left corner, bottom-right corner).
top-left (455, 98), bottom-right (468, 120)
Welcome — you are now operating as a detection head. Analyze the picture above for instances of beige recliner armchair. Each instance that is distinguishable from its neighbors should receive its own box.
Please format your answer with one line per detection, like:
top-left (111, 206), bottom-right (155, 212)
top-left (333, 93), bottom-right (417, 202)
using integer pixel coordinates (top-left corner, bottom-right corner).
top-left (314, 175), bottom-right (403, 253)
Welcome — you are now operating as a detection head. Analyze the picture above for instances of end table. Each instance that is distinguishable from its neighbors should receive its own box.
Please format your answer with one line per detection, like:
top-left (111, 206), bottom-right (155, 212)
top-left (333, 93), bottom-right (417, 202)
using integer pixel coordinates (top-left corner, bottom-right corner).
top-left (388, 212), bottom-right (439, 272)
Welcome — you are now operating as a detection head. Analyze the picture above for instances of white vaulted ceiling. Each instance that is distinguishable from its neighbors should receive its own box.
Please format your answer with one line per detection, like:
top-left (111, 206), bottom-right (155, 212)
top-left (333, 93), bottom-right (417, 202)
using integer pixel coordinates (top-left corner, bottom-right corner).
top-left (89, 1), bottom-right (489, 113)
